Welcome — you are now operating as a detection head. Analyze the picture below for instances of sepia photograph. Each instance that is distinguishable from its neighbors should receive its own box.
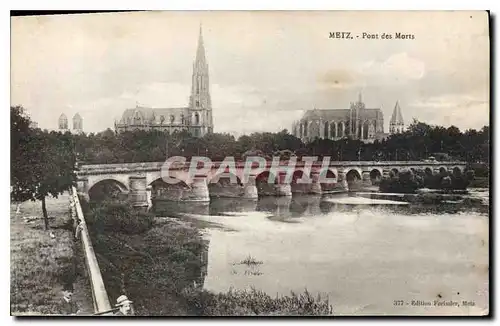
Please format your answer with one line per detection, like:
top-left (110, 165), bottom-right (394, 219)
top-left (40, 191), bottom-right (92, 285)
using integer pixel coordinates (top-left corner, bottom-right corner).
top-left (10, 10), bottom-right (490, 317)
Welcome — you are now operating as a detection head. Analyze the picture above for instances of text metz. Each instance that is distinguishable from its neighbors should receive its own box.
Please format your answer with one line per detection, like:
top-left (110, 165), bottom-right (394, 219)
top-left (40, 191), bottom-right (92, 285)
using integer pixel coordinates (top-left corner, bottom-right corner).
top-left (329, 32), bottom-right (353, 39)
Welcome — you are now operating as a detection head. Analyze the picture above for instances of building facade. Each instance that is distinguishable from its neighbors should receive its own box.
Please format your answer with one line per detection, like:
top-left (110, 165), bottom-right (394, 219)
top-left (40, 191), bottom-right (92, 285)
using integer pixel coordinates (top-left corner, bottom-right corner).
top-left (114, 26), bottom-right (214, 137)
top-left (292, 94), bottom-right (388, 143)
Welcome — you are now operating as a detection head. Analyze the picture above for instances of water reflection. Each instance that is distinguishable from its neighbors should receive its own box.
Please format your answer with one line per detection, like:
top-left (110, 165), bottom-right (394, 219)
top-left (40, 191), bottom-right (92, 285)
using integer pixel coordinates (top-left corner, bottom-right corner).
top-left (210, 198), bottom-right (258, 216)
top-left (153, 200), bottom-right (210, 217)
top-left (151, 190), bottom-right (489, 316)
top-left (152, 190), bottom-right (489, 220)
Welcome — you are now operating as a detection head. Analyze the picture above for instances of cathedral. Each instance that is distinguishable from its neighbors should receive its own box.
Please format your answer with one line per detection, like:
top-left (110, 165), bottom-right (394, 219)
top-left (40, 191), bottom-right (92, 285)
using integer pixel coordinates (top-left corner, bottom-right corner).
top-left (114, 26), bottom-right (214, 137)
top-left (292, 95), bottom-right (405, 143)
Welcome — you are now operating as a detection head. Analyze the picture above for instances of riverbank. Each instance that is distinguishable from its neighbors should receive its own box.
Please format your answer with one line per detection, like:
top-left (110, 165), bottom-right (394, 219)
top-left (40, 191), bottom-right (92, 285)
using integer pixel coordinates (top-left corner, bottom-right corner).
top-left (469, 177), bottom-right (489, 188)
top-left (80, 199), bottom-right (333, 316)
top-left (10, 195), bottom-right (93, 315)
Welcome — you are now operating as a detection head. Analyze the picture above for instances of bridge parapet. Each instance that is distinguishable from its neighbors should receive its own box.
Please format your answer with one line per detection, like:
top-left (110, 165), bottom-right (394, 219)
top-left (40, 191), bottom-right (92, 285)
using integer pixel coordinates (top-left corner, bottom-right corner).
top-left (77, 160), bottom-right (468, 176)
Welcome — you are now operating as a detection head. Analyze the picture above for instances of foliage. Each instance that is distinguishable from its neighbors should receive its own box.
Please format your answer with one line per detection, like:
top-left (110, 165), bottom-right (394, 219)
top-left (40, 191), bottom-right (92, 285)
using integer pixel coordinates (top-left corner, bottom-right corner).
top-left (379, 169), bottom-right (475, 193)
top-left (85, 200), bottom-right (155, 234)
top-left (183, 288), bottom-right (333, 316)
top-left (80, 200), bottom-right (207, 315)
top-left (11, 106), bottom-right (76, 229)
top-left (70, 122), bottom-right (489, 165)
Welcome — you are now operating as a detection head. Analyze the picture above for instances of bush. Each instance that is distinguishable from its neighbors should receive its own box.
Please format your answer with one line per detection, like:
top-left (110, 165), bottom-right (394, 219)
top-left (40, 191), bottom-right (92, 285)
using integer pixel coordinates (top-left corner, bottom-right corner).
top-left (183, 288), bottom-right (333, 316)
top-left (380, 169), bottom-right (474, 193)
top-left (84, 200), bottom-right (154, 235)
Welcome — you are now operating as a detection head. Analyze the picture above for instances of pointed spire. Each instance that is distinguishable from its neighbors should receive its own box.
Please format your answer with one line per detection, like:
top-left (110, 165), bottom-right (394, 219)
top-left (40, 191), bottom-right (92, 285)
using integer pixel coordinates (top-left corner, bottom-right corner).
top-left (195, 23), bottom-right (206, 64)
top-left (358, 91), bottom-right (362, 104)
top-left (390, 101), bottom-right (404, 124)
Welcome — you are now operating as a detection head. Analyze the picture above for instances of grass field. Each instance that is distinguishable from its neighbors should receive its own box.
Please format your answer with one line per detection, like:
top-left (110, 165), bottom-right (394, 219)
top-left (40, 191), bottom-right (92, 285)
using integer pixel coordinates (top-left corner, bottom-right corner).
top-left (10, 194), bottom-right (93, 315)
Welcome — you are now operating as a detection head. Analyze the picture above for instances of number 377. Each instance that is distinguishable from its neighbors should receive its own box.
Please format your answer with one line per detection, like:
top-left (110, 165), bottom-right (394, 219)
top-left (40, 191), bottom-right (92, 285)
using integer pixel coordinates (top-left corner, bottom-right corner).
top-left (393, 300), bottom-right (404, 306)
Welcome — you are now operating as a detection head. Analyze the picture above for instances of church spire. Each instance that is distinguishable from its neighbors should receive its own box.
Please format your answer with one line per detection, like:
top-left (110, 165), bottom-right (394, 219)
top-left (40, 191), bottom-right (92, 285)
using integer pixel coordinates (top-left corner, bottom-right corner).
top-left (390, 101), bottom-right (404, 124)
top-left (390, 101), bottom-right (404, 134)
top-left (195, 23), bottom-right (206, 65)
top-left (189, 24), bottom-right (213, 135)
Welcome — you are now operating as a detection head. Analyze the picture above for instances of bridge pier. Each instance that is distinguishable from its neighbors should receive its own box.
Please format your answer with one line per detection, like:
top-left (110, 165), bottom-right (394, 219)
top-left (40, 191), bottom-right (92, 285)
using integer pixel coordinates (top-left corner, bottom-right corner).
top-left (242, 175), bottom-right (258, 200)
top-left (129, 175), bottom-right (148, 207)
top-left (309, 171), bottom-right (323, 195)
top-left (76, 177), bottom-right (90, 202)
top-left (146, 185), bottom-right (153, 208)
top-left (275, 184), bottom-right (292, 196)
top-left (275, 171), bottom-right (292, 196)
top-left (362, 171), bottom-right (372, 187)
top-left (304, 195), bottom-right (322, 215)
top-left (185, 175), bottom-right (210, 202)
top-left (275, 196), bottom-right (292, 218)
top-left (337, 172), bottom-right (349, 191)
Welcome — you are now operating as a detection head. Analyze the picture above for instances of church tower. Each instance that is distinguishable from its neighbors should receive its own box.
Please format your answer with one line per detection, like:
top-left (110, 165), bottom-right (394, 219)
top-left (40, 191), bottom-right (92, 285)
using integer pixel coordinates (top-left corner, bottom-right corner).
top-left (73, 113), bottom-right (83, 134)
top-left (58, 113), bottom-right (68, 131)
top-left (189, 25), bottom-right (213, 136)
top-left (390, 101), bottom-right (404, 134)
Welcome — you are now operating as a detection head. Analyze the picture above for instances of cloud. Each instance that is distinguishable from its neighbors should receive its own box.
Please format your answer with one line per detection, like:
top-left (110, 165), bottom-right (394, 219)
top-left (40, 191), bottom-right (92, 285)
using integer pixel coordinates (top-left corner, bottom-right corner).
top-left (408, 93), bottom-right (489, 130)
top-left (11, 12), bottom-right (488, 135)
top-left (360, 52), bottom-right (426, 81)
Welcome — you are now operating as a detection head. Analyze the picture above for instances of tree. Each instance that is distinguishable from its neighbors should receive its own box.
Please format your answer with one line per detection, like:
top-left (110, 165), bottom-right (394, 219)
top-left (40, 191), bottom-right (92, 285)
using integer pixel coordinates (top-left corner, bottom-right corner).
top-left (11, 106), bottom-right (76, 229)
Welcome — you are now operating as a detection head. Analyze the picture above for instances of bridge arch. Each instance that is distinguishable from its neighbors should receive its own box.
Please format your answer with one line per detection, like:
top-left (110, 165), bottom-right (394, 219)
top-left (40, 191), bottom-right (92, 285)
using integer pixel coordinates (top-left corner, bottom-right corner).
top-left (345, 168), bottom-right (362, 182)
top-left (438, 166), bottom-right (448, 175)
top-left (149, 177), bottom-right (190, 188)
top-left (149, 177), bottom-right (191, 201)
top-left (452, 166), bottom-right (463, 176)
top-left (424, 167), bottom-right (434, 175)
top-left (88, 179), bottom-right (129, 201)
top-left (255, 171), bottom-right (278, 196)
top-left (87, 175), bottom-right (129, 192)
top-left (318, 167), bottom-right (338, 180)
top-left (369, 168), bottom-right (383, 183)
top-left (319, 167), bottom-right (338, 192)
top-left (208, 171), bottom-right (243, 185)
top-left (290, 169), bottom-right (312, 194)
top-left (291, 169), bottom-right (311, 183)
top-left (208, 172), bottom-right (244, 198)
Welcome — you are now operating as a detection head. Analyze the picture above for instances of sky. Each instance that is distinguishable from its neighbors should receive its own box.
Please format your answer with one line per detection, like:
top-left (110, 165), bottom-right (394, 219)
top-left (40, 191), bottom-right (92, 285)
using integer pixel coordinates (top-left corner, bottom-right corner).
top-left (11, 11), bottom-right (490, 136)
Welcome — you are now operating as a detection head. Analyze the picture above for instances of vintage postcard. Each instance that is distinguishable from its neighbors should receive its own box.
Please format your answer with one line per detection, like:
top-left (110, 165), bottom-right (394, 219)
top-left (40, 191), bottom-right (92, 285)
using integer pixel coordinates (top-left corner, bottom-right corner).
top-left (10, 11), bottom-right (489, 316)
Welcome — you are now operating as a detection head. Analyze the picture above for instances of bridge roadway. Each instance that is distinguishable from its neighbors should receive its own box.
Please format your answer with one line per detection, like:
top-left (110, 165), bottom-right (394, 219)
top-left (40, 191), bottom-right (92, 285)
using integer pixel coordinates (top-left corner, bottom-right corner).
top-left (75, 160), bottom-right (467, 206)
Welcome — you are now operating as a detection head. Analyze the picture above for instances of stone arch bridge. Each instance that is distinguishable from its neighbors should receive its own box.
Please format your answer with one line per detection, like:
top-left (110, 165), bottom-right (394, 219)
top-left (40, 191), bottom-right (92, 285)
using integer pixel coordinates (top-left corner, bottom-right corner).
top-left (76, 160), bottom-right (467, 206)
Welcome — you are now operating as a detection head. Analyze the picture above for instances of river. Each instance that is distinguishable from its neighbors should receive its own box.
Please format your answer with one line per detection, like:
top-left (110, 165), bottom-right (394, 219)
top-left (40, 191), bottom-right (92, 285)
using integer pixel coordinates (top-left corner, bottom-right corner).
top-left (153, 188), bottom-right (489, 316)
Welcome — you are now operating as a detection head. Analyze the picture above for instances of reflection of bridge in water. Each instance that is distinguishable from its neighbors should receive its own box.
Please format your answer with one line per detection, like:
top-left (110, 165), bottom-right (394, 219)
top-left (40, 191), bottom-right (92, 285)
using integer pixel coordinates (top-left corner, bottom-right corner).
top-left (153, 194), bottom-right (401, 221)
top-left (76, 160), bottom-right (467, 206)
top-left (153, 192), bottom-right (485, 227)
